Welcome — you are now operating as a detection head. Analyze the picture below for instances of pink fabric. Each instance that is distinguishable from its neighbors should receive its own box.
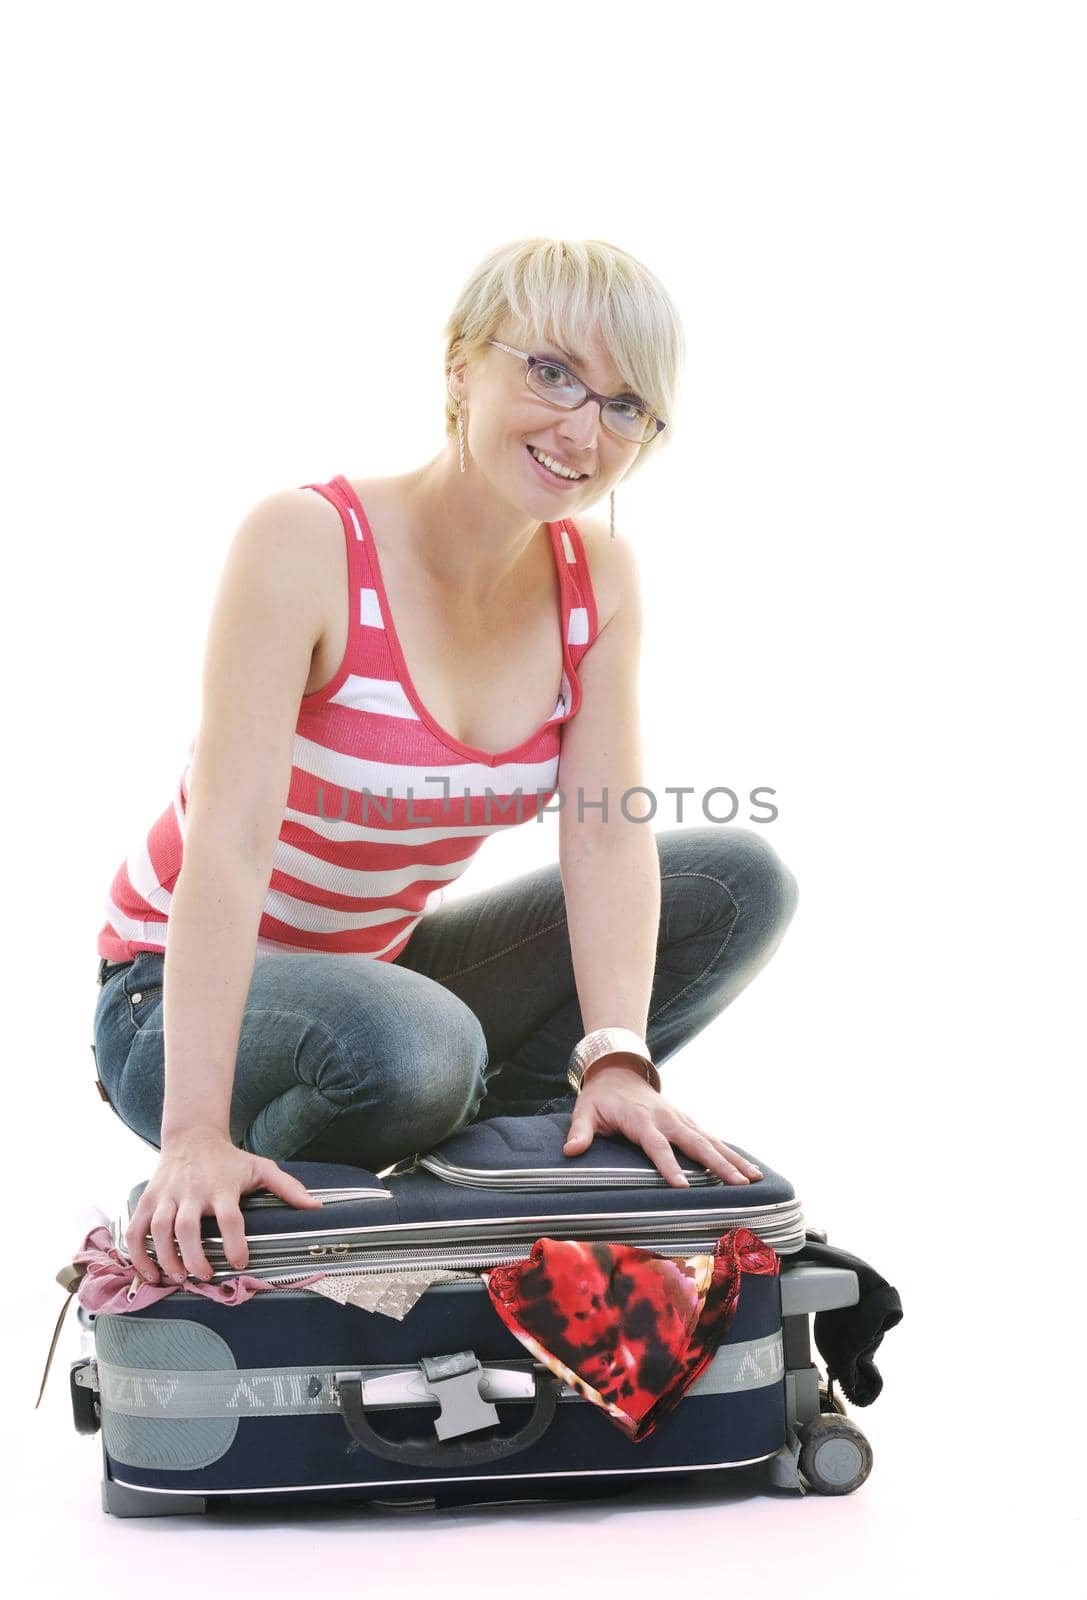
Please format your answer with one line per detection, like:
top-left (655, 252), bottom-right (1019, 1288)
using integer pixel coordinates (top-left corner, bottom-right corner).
top-left (73, 1225), bottom-right (325, 1314)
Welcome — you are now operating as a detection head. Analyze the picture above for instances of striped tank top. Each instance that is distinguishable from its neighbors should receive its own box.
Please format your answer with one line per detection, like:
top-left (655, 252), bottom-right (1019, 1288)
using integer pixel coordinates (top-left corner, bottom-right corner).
top-left (97, 474), bottom-right (600, 964)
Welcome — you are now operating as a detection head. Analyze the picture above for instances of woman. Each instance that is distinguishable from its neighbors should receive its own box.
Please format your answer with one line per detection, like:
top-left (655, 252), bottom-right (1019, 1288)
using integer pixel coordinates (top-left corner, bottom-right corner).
top-left (92, 237), bottom-right (799, 1289)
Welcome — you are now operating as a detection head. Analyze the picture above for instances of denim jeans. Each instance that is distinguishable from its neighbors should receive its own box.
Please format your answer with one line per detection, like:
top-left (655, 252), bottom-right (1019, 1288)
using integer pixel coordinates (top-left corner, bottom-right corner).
top-left (91, 825), bottom-right (799, 1173)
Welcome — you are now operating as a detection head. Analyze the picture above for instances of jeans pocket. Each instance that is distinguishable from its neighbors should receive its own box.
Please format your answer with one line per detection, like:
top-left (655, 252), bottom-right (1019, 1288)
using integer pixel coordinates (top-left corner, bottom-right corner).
top-left (122, 955), bottom-right (165, 1028)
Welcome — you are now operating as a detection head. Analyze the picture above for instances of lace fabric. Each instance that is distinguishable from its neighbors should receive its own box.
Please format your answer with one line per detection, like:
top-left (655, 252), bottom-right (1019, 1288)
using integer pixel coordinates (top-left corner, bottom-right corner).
top-left (307, 1268), bottom-right (479, 1319)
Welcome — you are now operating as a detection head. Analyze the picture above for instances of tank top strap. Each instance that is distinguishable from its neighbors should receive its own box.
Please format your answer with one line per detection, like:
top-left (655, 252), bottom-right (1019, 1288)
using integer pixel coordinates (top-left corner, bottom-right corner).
top-left (299, 474), bottom-right (376, 586)
top-left (296, 475), bottom-right (392, 687)
top-left (553, 516), bottom-right (600, 667)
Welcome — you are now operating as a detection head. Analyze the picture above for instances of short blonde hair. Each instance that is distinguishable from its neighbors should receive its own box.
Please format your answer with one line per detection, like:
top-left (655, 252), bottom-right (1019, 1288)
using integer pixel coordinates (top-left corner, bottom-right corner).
top-left (442, 237), bottom-right (685, 482)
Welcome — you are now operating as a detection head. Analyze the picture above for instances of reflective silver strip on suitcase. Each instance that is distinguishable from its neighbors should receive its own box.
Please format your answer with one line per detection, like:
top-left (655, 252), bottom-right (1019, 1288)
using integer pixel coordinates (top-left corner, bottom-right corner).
top-left (92, 1332), bottom-right (785, 1420)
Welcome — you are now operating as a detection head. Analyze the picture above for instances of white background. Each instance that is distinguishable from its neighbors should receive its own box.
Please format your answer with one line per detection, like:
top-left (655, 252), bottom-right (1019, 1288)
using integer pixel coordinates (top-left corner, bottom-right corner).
top-left (3, 1), bottom-right (1080, 1593)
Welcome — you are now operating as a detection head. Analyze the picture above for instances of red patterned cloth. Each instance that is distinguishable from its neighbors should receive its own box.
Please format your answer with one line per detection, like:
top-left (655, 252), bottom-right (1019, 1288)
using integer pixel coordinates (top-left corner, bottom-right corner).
top-left (483, 1228), bottom-right (779, 1443)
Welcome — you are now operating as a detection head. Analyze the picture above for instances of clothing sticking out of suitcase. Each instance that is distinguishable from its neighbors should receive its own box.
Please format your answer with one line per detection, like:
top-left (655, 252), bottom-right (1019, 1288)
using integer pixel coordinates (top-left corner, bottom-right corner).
top-left (60, 1114), bottom-right (902, 1516)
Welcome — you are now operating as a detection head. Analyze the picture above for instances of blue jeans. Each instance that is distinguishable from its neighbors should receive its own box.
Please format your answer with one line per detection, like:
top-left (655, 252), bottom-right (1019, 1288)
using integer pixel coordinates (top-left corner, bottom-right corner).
top-left (91, 825), bottom-right (799, 1173)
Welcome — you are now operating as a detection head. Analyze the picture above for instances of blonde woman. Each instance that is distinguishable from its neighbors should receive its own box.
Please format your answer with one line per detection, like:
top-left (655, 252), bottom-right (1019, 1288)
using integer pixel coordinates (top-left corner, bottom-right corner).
top-left (92, 237), bottom-right (799, 1288)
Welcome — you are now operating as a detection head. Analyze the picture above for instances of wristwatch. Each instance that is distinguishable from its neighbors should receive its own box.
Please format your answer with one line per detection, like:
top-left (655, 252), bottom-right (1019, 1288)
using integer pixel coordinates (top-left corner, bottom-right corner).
top-left (566, 1028), bottom-right (662, 1096)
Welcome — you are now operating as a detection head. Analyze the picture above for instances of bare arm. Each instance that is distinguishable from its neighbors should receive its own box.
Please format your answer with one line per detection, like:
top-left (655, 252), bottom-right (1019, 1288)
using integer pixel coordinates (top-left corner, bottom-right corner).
top-left (159, 487), bottom-right (339, 1143)
top-left (558, 532), bottom-right (660, 1042)
top-left (557, 525), bottom-right (762, 1188)
top-left (124, 486), bottom-right (344, 1282)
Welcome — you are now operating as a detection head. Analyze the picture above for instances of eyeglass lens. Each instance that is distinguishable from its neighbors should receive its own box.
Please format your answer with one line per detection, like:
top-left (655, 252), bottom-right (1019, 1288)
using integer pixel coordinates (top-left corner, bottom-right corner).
top-left (526, 361), bottom-right (654, 443)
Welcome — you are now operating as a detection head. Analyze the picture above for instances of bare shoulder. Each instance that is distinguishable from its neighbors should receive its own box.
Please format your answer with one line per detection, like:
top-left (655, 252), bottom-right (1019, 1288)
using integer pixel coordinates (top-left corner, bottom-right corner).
top-left (231, 483), bottom-right (347, 605)
top-left (569, 511), bottom-right (643, 633)
top-left (243, 483), bottom-right (345, 555)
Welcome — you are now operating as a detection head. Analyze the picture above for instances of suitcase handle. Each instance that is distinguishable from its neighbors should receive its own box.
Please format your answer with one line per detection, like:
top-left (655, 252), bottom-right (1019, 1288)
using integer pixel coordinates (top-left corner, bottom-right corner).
top-left (336, 1353), bottom-right (560, 1467)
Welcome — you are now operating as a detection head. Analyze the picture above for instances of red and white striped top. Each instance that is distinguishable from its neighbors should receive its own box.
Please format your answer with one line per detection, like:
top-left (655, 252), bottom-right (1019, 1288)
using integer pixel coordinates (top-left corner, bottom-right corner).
top-left (97, 474), bottom-right (600, 964)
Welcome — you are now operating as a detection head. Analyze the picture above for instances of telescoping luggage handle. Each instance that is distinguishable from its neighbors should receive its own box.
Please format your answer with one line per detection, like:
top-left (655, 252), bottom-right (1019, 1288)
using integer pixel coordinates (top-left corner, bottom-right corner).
top-left (335, 1351), bottom-right (559, 1467)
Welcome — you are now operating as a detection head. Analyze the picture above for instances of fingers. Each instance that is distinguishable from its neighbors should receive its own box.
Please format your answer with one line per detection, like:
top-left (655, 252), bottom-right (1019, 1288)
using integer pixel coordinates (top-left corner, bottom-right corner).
top-left (563, 1097), bottom-right (598, 1154)
top-left (214, 1197), bottom-right (250, 1273)
top-left (563, 1117), bottom-right (593, 1152)
top-left (263, 1163), bottom-right (324, 1209)
top-left (707, 1137), bottom-right (763, 1182)
top-left (674, 1127), bottom-right (761, 1185)
top-left (122, 1143), bottom-right (317, 1287)
top-left (136, 1197), bottom-right (214, 1284)
top-left (173, 1203), bottom-right (214, 1282)
top-left (567, 1090), bottom-right (765, 1190)
top-left (120, 1151), bottom-right (316, 1290)
top-left (626, 1107), bottom-right (763, 1188)
top-left (149, 1202), bottom-right (186, 1282)
top-left (635, 1115), bottom-right (693, 1188)
top-left (124, 1202), bottom-right (160, 1285)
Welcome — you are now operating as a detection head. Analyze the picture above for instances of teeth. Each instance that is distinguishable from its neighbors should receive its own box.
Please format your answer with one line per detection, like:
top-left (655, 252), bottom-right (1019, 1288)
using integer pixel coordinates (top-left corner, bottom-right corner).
top-left (529, 446), bottom-right (582, 480)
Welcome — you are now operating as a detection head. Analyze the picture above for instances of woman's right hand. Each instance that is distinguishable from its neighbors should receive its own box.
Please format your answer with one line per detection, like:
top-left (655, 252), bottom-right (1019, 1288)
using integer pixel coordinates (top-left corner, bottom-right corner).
top-left (123, 1131), bottom-right (324, 1285)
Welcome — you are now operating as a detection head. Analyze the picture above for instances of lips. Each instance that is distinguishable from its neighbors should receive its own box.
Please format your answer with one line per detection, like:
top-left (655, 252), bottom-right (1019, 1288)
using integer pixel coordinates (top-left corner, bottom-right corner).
top-left (525, 445), bottom-right (588, 482)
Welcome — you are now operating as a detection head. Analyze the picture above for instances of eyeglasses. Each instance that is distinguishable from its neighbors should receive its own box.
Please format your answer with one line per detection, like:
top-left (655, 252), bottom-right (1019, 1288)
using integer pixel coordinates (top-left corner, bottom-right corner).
top-left (486, 340), bottom-right (666, 445)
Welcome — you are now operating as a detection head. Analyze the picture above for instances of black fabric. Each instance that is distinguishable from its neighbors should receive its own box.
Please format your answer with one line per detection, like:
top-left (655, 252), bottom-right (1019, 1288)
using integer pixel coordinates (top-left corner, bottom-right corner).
top-left (792, 1233), bottom-right (903, 1406)
top-left (97, 957), bottom-right (135, 986)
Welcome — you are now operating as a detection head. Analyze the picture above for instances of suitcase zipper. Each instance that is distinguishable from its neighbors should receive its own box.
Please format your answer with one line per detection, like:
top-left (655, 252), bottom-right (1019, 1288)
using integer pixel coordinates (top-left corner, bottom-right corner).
top-left (240, 1186), bottom-right (391, 1209)
top-left (415, 1155), bottom-right (722, 1189)
top-left (248, 1237), bottom-right (741, 1285)
top-left (239, 1167), bottom-right (723, 1201)
top-left (146, 1200), bottom-right (803, 1282)
top-left (256, 1249), bottom-right (561, 1285)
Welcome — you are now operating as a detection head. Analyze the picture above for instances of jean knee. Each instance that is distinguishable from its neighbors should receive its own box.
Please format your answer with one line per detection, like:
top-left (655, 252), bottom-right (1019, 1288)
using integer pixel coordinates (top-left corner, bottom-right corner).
top-left (740, 828), bottom-right (799, 925)
top-left (678, 824), bottom-right (799, 930)
top-left (318, 993), bottom-right (488, 1148)
top-left (408, 1002), bottom-right (489, 1140)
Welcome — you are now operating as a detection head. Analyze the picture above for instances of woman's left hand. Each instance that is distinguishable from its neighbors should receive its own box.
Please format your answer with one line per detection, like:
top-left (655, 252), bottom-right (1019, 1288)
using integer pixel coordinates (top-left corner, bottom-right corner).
top-left (562, 1064), bottom-right (764, 1188)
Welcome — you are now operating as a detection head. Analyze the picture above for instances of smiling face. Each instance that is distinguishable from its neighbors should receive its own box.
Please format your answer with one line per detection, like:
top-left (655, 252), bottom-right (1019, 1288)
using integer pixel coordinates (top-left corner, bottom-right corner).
top-left (450, 315), bottom-right (644, 515)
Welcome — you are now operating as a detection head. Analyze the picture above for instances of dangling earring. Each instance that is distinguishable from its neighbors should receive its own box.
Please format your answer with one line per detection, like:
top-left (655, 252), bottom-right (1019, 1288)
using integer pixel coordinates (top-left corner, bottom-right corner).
top-left (456, 400), bottom-right (467, 474)
top-left (609, 489), bottom-right (616, 538)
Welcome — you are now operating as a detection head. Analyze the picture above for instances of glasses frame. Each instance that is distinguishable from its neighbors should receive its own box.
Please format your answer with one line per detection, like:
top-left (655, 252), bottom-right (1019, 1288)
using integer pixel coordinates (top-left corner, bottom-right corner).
top-left (486, 340), bottom-right (666, 445)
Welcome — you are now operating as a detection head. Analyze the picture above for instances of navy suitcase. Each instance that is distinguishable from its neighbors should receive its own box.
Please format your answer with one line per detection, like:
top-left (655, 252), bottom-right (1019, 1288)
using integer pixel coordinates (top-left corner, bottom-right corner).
top-left (66, 1113), bottom-right (897, 1515)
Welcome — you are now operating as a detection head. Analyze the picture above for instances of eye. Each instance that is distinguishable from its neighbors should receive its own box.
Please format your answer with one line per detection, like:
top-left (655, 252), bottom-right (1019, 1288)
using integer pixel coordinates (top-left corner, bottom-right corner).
top-left (536, 362), bottom-right (569, 386)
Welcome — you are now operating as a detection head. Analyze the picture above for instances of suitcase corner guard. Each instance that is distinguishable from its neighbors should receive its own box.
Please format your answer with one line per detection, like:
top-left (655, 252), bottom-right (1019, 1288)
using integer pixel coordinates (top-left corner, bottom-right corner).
top-left (334, 1351), bottom-right (559, 1467)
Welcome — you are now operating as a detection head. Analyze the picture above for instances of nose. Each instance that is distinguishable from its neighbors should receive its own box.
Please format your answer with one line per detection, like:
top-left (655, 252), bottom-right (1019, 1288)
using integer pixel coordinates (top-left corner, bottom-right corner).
top-left (556, 398), bottom-right (603, 455)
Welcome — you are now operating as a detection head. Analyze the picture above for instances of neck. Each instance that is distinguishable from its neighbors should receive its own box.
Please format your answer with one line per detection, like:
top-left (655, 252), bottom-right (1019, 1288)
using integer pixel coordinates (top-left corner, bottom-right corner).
top-left (402, 444), bottom-right (548, 603)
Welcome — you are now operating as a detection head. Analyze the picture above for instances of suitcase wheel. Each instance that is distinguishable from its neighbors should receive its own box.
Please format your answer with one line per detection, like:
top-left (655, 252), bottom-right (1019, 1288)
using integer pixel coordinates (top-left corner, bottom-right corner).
top-left (70, 1360), bottom-right (100, 1436)
top-left (797, 1413), bottom-right (873, 1495)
